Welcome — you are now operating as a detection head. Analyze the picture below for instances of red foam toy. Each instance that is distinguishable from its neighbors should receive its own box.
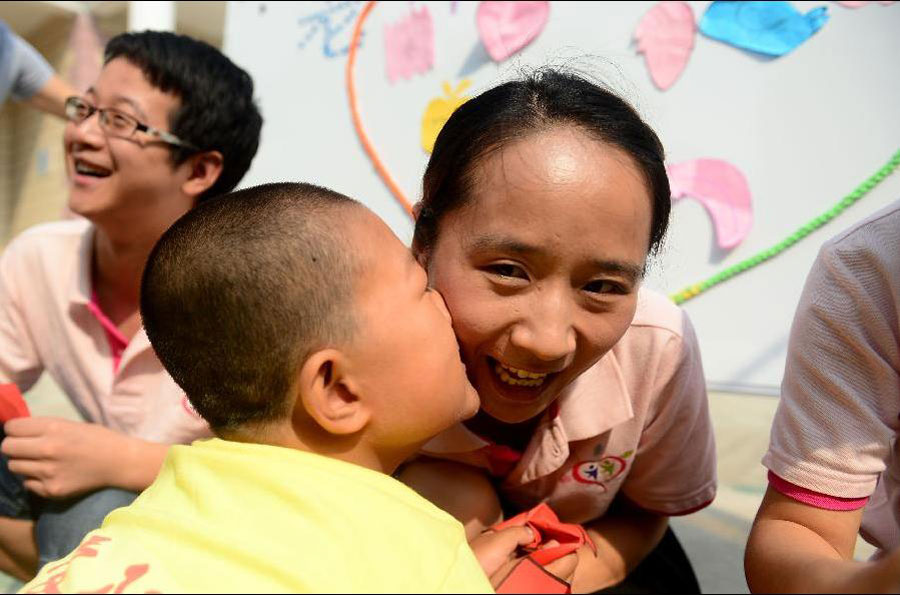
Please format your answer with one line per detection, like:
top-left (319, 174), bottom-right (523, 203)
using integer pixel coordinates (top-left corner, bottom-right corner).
top-left (0, 383), bottom-right (29, 423)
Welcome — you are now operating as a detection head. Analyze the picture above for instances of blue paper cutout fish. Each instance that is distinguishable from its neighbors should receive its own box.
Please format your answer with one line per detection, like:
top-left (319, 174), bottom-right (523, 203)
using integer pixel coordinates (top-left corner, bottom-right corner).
top-left (700, 1), bottom-right (829, 57)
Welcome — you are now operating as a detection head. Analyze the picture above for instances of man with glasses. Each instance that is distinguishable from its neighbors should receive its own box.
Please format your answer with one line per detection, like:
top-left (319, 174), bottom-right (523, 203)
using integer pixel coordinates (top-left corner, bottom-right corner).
top-left (0, 31), bottom-right (262, 580)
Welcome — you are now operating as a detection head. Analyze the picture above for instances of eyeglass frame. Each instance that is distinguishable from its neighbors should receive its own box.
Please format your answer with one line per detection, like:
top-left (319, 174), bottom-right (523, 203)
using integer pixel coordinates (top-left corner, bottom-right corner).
top-left (64, 96), bottom-right (200, 151)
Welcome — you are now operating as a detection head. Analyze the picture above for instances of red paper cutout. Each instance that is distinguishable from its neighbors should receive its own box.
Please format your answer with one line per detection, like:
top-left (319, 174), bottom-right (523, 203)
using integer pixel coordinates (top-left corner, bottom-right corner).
top-left (0, 383), bottom-right (29, 423)
top-left (492, 502), bottom-right (596, 566)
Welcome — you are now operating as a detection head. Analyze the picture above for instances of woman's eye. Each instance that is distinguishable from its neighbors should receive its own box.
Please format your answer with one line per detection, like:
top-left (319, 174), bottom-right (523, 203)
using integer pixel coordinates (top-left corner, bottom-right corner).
top-left (584, 280), bottom-right (624, 295)
top-left (486, 264), bottom-right (527, 280)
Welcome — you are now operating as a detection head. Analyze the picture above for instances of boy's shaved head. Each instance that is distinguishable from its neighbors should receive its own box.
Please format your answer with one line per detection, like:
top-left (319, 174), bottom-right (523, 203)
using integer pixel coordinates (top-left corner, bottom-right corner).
top-left (141, 182), bottom-right (361, 432)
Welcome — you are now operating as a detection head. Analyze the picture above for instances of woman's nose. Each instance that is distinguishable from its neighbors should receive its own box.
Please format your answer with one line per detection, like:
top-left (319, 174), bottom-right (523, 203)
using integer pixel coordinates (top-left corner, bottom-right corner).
top-left (509, 292), bottom-right (577, 364)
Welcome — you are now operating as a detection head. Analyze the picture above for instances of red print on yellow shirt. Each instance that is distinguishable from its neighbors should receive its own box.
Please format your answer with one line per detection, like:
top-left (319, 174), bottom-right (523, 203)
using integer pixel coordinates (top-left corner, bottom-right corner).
top-left (23, 535), bottom-right (157, 594)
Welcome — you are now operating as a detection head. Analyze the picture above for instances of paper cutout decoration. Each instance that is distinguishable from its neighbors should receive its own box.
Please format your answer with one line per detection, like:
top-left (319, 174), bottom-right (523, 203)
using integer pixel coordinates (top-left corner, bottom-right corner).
top-left (0, 384), bottom-right (29, 423)
top-left (297, 1), bottom-right (362, 58)
top-left (421, 80), bottom-right (471, 153)
top-left (667, 159), bottom-right (753, 250)
top-left (834, 0), bottom-right (895, 6)
top-left (67, 13), bottom-right (105, 93)
top-left (384, 6), bottom-right (434, 84)
top-left (699, 1), bottom-right (829, 57)
top-left (635, 2), bottom-right (696, 91)
top-left (476, 1), bottom-right (550, 62)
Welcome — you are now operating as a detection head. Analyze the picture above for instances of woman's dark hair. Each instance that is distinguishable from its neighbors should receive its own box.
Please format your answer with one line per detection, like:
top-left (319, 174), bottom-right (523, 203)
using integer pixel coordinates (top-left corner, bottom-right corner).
top-left (104, 31), bottom-right (262, 202)
top-left (413, 68), bottom-right (670, 258)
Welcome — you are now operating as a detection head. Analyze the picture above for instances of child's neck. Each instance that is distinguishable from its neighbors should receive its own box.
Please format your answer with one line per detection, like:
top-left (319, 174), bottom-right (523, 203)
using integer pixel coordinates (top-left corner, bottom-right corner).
top-left (226, 423), bottom-right (416, 476)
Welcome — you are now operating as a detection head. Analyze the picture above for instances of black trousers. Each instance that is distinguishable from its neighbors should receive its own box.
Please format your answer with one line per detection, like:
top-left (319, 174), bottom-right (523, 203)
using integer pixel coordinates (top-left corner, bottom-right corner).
top-left (597, 527), bottom-right (701, 594)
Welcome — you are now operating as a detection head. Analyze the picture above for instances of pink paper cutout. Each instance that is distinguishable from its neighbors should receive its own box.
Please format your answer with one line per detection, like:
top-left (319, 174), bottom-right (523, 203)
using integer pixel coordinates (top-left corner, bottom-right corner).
top-left (384, 6), bottom-right (434, 84)
top-left (667, 159), bottom-right (753, 250)
top-left (476, 1), bottom-right (550, 62)
top-left (635, 1), bottom-right (696, 91)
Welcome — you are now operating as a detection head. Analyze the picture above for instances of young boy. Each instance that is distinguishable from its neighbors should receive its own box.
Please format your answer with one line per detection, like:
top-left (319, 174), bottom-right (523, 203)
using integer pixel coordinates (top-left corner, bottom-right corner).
top-left (0, 30), bottom-right (261, 578)
top-left (20, 182), bottom-right (494, 592)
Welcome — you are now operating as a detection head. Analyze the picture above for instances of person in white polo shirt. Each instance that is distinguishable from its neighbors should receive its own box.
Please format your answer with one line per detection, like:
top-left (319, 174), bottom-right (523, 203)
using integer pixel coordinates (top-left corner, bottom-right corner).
top-left (746, 199), bottom-right (900, 592)
top-left (0, 30), bottom-right (261, 580)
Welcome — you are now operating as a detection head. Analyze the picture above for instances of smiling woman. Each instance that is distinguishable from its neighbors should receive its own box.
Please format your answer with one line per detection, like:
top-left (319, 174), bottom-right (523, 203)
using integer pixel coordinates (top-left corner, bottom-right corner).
top-left (401, 68), bottom-right (716, 593)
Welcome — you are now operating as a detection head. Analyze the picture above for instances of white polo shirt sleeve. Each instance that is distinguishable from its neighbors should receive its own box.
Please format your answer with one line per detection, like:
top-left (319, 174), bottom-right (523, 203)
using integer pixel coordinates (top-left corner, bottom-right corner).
top-left (764, 207), bottom-right (900, 499)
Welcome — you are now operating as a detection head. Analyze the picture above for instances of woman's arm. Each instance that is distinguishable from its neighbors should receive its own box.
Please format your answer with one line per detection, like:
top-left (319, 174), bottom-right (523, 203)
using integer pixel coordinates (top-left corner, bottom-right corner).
top-left (398, 458), bottom-right (502, 540)
top-left (571, 498), bottom-right (669, 592)
top-left (746, 487), bottom-right (900, 593)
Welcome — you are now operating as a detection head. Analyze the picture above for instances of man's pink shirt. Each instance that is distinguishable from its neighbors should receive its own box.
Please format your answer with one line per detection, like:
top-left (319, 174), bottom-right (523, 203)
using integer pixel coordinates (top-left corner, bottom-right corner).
top-left (0, 219), bottom-right (209, 444)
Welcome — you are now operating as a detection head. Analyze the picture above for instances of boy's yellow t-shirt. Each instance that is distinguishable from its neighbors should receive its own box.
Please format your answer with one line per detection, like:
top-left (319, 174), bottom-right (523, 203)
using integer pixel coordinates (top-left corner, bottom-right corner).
top-left (20, 439), bottom-right (493, 594)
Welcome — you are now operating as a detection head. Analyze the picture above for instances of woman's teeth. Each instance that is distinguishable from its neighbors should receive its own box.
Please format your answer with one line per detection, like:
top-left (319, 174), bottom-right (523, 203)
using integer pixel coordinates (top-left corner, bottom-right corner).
top-left (494, 361), bottom-right (548, 387)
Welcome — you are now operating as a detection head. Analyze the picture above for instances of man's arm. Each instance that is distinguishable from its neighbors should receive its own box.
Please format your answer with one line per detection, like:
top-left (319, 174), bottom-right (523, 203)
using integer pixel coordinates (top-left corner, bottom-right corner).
top-left (746, 486), bottom-right (900, 593)
top-left (2, 417), bottom-right (169, 498)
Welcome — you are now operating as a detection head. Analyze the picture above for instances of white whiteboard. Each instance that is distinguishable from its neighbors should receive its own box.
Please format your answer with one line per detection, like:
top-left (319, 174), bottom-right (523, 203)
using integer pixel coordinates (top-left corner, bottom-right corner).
top-left (223, 0), bottom-right (900, 394)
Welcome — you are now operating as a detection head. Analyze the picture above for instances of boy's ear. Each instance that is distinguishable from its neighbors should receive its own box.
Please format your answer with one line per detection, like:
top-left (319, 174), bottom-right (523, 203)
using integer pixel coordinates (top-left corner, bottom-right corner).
top-left (295, 348), bottom-right (371, 436)
top-left (181, 150), bottom-right (224, 200)
top-left (412, 201), bottom-right (423, 220)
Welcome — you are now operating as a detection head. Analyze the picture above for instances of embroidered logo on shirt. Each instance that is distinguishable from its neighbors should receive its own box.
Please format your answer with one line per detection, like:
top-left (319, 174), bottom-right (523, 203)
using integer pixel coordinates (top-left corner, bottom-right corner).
top-left (568, 450), bottom-right (633, 489)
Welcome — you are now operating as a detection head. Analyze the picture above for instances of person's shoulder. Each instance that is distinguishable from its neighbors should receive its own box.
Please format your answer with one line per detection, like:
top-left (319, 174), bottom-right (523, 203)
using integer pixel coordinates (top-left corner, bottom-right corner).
top-left (7, 219), bottom-right (91, 253)
top-left (820, 200), bottom-right (900, 264)
top-left (0, 219), bottom-right (91, 290)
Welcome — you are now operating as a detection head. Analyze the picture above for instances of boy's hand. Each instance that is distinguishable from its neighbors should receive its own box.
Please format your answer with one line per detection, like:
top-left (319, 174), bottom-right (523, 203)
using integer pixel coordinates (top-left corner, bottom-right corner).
top-left (1, 417), bottom-right (130, 499)
top-left (470, 524), bottom-right (534, 584)
top-left (470, 524), bottom-right (579, 588)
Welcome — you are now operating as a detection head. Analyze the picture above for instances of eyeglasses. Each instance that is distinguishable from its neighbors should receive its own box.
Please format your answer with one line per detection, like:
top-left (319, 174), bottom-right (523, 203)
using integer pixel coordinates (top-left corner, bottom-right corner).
top-left (64, 96), bottom-right (199, 151)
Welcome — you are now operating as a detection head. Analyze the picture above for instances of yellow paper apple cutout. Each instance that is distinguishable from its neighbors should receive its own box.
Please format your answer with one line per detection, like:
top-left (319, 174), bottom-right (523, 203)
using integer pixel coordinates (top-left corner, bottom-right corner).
top-left (421, 79), bottom-right (472, 154)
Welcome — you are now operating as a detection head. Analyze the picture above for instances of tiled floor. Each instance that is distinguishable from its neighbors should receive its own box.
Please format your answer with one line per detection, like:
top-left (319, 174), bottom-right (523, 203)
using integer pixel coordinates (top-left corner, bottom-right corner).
top-left (0, 382), bottom-right (877, 593)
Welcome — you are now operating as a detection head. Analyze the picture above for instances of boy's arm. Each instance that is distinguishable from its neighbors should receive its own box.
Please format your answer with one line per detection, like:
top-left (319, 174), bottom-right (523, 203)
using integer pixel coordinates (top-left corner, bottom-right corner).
top-left (1, 417), bottom-right (168, 498)
top-left (745, 486), bottom-right (900, 593)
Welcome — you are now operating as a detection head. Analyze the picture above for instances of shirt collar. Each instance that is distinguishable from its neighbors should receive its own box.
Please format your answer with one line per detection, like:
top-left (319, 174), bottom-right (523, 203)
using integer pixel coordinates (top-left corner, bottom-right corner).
top-left (69, 223), bottom-right (95, 308)
top-left (66, 223), bottom-right (153, 361)
top-left (422, 348), bottom-right (634, 455)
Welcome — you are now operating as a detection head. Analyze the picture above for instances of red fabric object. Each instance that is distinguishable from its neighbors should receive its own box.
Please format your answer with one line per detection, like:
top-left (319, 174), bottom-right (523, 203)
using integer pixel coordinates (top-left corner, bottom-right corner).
top-left (0, 384), bottom-right (29, 423)
top-left (481, 443), bottom-right (523, 477)
top-left (496, 556), bottom-right (571, 594)
top-left (492, 502), bottom-right (597, 566)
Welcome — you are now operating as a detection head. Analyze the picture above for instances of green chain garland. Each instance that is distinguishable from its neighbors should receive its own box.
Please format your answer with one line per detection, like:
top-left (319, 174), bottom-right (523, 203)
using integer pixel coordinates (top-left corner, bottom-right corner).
top-left (670, 147), bottom-right (900, 305)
